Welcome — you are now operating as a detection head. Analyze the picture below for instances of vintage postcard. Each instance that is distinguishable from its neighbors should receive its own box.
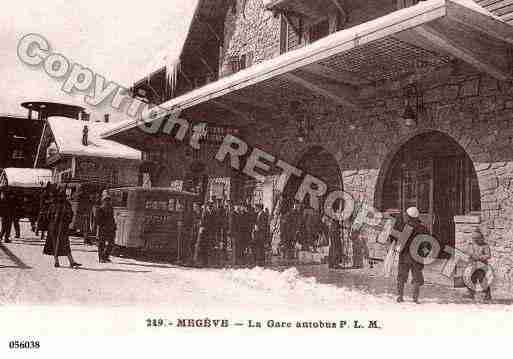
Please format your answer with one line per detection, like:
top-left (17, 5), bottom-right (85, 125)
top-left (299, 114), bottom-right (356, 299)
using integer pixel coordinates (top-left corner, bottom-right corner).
top-left (1, 0), bottom-right (513, 355)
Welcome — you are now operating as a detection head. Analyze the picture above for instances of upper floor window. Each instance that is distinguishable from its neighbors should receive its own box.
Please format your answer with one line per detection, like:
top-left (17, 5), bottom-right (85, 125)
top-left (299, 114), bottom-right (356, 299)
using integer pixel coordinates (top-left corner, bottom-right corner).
top-left (309, 19), bottom-right (330, 43)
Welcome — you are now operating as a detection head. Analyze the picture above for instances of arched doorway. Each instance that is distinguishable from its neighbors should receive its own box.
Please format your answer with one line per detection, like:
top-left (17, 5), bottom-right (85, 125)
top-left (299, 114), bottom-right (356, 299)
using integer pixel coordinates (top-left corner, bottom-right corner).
top-left (378, 131), bottom-right (481, 250)
top-left (282, 146), bottom-right (343, 214)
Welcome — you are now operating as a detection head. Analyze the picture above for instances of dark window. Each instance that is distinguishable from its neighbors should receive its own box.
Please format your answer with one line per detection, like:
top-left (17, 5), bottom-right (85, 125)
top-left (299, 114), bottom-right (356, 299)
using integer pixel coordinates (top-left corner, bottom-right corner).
top-left (309, 20), bottom-right (329, 43)
top-left (280, 14), bottom-right (288, 54)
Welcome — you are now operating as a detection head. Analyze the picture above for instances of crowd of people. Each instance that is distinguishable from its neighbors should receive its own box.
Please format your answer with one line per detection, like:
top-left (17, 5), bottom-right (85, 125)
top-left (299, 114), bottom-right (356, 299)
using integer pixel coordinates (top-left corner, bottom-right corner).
top-left (0, 183), bottom-right (116, 268)
top-left (0, 189), bottom-right (38, 242)
top-left (1, 184), bottom-right (494, 302)
top-left (178, 198), bottom-right (351, 269)
top-left (179, 199), bottom-right (271, 268)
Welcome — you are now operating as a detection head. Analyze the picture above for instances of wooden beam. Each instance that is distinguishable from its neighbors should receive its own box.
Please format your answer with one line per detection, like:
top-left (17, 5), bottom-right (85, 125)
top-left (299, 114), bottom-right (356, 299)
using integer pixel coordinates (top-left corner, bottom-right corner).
top-left (412, 25), bottom-right (511, 81)
top-left (283, 72), bottom-right (358, 108)
top-left (447, 0), bottom-right (513, 46)
top-left (301, 63), bottom-right (370, 86)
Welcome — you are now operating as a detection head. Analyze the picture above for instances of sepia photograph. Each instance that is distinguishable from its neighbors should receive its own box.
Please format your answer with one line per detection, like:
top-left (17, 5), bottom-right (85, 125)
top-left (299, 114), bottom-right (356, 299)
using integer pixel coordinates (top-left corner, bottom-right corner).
top-left (1, 0), bottom-right (513, 355)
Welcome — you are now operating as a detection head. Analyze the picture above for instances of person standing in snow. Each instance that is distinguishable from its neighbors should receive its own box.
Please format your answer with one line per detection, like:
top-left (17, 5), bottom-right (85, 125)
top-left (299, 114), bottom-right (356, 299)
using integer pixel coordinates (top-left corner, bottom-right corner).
top-left (37, 183), bottom-right (55, 241)
top-left (327, 216), bottom-right (344, 269)
top-left (393, 206), bottom-right (428, 304)
top-left (231, 204), bottom-right (245, 265)
top-left (43, 190), bottom-right (81, 268)
top-left (252, 204), bottom-right (269, 267)
top-left (281, 202), bottom-right (302, 260)
top-left (11, 192), bottom-right (23, 239)
top-left (0, 190), bottom-right (10, 243)
top-left (1, 190), bottom-right (18, 243)
top-left (95, 192), bottom-right (117, 263)
top-left (194, 201), bottom-right (217, 267)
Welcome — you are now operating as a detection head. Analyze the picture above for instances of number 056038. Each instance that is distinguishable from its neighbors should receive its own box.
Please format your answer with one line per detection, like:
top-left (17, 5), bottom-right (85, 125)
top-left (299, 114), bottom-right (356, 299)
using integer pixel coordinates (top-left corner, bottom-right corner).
top-left (8, 340), bottom-right (40, 349)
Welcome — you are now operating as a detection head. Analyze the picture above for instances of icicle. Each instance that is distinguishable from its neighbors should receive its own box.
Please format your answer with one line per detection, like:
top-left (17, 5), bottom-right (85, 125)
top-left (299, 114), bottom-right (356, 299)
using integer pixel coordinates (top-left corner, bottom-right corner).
top-left (166, 57), bottom-right (181, 97)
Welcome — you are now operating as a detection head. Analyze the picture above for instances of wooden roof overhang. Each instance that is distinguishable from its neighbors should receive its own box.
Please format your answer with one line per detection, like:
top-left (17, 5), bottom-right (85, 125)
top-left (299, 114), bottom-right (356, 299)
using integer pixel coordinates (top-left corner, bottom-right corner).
top-left (104, 0), bottom-right (513, 150)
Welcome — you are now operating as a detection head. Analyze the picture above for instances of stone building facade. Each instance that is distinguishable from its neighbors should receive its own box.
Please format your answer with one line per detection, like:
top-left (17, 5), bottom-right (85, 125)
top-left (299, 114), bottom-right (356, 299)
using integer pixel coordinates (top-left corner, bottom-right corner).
top-left (106, 0), bottom-right (513, 292)
top-left (211, 1), bottom-right (513, 291)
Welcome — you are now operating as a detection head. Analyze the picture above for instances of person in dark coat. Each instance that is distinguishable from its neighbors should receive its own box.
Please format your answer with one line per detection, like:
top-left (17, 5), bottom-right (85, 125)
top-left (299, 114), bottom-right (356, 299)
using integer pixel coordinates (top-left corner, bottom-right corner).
top-left (327, 216), bottom-right (344, 269)
top-left (213, 199), bottom-right (228, 261)
top-left (231, 204), bottom-right (245, 265)
top-left (281, 202), bottom-right (303, 260)
top-left (24, 195), bottom-right (38, 233)
top-left (241, 204), bottom-right (256, 264)
top-left (393, 206), bottom-right (429, 304)
top-left (252, 204), bottom-right (269, 267)
top-left (0, 190), bottom-right (10, 243)
top-left (194, 202), bottom-right (217, 267)
top-left (11, 192), bottom-right (23, 239)
top-left (180, 201), bottom-right (200, 265)
top-left (37, 183), bottom-right (55, 241)
top-left (95, 192), bottom-right (117, 263)
top-left (43, 190), bottom-right (81, 268)
top-left (0, 190), bottom-right (17, 243)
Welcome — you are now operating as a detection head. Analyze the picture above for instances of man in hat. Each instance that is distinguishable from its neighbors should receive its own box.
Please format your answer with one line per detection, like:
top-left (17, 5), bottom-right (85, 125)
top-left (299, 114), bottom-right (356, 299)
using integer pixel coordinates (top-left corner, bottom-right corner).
top-left (394, 206), bottom-right (429, 303)
top-left (252, 204), bottom-right (269, 267)
top-left (194, 201), bottom-right (217, 267)
top-left (464, 230), bottom-right (492, 301)
top-left (95, 191), bottom-right (117, 263)
top-left (281, 202), bottom-right (303, 260)
top-left (0, 190), bottom-right (10, 242)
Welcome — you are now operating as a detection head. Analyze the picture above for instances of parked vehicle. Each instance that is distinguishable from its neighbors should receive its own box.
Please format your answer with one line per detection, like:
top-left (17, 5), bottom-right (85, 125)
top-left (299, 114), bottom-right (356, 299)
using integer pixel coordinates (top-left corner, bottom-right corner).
top-left (106, 187), bottom-right (198, 259)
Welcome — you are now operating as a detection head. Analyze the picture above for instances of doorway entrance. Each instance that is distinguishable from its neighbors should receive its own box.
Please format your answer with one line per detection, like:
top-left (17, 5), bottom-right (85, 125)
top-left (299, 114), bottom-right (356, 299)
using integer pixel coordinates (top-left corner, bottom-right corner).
top-left (380, 131), bottom-right (481, 250)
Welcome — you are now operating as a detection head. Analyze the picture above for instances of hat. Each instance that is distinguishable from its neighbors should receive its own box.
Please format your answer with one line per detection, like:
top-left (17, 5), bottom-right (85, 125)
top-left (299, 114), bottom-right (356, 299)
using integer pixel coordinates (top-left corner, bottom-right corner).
top-left (406, 207), bottom-right (420, 219)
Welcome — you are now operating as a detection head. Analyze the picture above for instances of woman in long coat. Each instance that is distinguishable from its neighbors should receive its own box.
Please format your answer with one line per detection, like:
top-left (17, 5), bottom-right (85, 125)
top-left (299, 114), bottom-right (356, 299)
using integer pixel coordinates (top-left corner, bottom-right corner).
top-left (327, 217), bottom-right (344, 269)
top-left (37, 183), bottom-right (55, 240)
top-left (43, 190), bottom-right (81, 268)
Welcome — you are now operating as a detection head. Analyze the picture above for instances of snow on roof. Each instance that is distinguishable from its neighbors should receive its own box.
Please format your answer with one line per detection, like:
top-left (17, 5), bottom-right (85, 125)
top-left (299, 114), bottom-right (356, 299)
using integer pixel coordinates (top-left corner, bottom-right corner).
top-left (1, 168), bottom-right (53, 188)
top-left (47, 117), bottom-right (141, 160)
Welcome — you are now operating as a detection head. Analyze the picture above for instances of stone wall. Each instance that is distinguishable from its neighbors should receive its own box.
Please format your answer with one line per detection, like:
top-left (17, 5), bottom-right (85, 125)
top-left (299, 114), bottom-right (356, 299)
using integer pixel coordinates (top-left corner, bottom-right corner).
top-left (220, 0), bottom-right (280, 76)
top-left (245, 62), bottom-right (513, 292)
top-left (165, 0), bottom-right (513, 292)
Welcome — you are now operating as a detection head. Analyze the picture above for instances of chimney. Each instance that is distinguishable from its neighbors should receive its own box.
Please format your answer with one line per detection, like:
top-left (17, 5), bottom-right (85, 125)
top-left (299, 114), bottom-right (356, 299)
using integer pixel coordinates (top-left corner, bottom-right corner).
top-left (82, 125), bottom-right (89, 146)
top-left (104, 114), bottom-right (110, 123)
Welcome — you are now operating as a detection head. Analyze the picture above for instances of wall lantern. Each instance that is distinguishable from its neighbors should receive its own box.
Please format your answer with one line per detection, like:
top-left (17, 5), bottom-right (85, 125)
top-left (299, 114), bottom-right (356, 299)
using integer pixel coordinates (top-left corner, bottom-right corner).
top-left (290, 100), bottom-right (314, 143)
top-left (402, 83), bottom-right (423, 126)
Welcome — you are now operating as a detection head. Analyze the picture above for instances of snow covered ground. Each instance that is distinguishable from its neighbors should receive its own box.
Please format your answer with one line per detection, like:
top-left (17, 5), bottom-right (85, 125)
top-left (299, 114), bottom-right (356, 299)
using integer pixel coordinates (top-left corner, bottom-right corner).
top-left (1, 222), bottom-right (512, 336)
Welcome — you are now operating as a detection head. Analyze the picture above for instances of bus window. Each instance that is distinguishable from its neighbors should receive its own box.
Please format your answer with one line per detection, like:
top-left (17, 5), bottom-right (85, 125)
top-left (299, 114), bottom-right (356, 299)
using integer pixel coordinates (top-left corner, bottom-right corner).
top-left (168, 199), bottom-right (175, 212)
